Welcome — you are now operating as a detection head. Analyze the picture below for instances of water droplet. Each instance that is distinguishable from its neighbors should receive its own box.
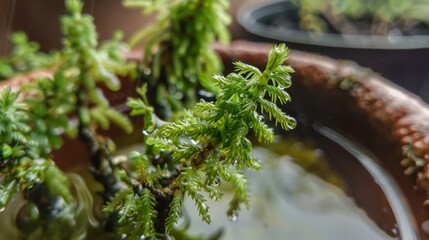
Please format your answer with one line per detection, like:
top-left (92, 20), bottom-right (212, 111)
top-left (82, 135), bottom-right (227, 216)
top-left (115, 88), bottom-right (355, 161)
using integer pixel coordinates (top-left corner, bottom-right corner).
top-left (143, 130), bottom-right (150, 136)
top-left (234, 159), bottom-right (239, 164)
top-left (198, 90), bottom-right (214, 98)
top-left (391, 227), bottom-right (399, 236)
top-left (0, 207), bottom-right (5, 213)
top-left (162, 170), bottom-right (172, 179)
top-left (142, 67), bottom-right (151, 75)
top-left (258, 115), bottom-right (264, 121)
top-left (313, 149), bottom-right (324, 158)
top-left (213, 178), bottom-right (221, 187)
top-left (174, 92), bottom-right (184, 100)
top-left (422, 220), bottom-right (429, 235)
top-left (191, 139), bottom-right (198, 146)
top-left (286, 122), bottom-right (296, 129)
top-left (201, 203), bottom-right (208, 211)
top-left (229, 212), bottom-right (239, 222)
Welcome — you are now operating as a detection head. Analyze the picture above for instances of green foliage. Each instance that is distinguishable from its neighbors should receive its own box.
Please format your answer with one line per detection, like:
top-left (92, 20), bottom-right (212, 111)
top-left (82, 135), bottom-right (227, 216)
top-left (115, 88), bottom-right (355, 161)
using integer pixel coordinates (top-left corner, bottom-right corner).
top-left (104, 188), bottom-right (158, 239)
top-left (0, 32), bottom-right (55, 80)
top-left (22, 73), bottom-right (77, 157)
top-left (294, 0), bottom-right (429, 35)
top-left (60, 0), bottom-right (132, 133)
top-left (107, 44), bottom-right (295, 238)
top-left (125, 0), bottom-right (231, 111)
top-left (0, 87), bottom-right (75, 236)
top-left (1, 1), bottom-right (133, 237)
top-left (165, 190), bottom-right (184, 233)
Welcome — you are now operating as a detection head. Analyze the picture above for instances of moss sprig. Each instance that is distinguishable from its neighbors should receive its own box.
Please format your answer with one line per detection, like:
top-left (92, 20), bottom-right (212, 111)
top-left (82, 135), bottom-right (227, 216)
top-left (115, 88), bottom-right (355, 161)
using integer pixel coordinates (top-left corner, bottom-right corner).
top-left (105, 44), bottom-right (295, 239)
top-left (58, 0), bottom-right (134, 204)
top-left (0, 87), bottom-right (76, 238)
top-left (0, 32), bottom-right (55, 80)
top-left (125, 0), bottom-right (231, 115)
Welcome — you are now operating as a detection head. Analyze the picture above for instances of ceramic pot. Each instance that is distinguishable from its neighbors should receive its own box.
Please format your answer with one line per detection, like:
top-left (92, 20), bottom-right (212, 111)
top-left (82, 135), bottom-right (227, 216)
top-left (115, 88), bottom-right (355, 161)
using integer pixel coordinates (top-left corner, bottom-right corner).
top-left (237, 0), bottom-right (429, 103)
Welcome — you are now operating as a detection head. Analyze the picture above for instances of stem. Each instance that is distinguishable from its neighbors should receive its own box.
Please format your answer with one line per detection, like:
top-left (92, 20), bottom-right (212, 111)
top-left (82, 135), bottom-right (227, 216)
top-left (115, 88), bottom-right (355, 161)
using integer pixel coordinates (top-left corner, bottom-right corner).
top-left (154, 193), bottom-right (173, 237)
top-left (78, 126), bottom-right (123, 202)
top-left (74, 63), bottom-right (124, 232)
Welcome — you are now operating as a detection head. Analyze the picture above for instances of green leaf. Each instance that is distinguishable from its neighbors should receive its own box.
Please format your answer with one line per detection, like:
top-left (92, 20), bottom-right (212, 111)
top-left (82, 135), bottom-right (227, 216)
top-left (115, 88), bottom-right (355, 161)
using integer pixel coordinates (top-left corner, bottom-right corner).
top-left (258, 97), bottom-right (297, 130)
top-left (105, 108), bottom-right (133, 134)
top-left (138, 188), bottom-right (157, 237)
top-left (234, 61), bottom-right (262, 80)
top-left (165, 190), bottom-right (184, 233)
top-left (0, 179), bottom-right (18, 209)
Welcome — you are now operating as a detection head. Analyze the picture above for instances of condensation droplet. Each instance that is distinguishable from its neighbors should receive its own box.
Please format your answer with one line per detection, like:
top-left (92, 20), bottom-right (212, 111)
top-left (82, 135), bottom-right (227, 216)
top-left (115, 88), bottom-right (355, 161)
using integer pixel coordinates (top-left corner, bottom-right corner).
top-left (142, 67), bottom-right (151, 75)
top-left (229, 212), bottom-right (239, 222)
top-left (422, 220), bottom-right (429, 235)
top-left (201, 203), bottom-right (208, 211)
top-left (213, 178), bottom-right (221, 187)
top-left (313, 149), bottom-right (324, 158)
top-left (198, 90), bottom-right (214, 98)
top-left (391, 227), bottom-right (399, 236)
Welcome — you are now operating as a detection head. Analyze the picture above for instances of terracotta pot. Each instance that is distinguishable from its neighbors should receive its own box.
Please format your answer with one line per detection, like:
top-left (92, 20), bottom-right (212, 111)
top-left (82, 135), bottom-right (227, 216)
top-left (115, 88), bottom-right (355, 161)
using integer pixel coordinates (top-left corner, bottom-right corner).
top-left (2, 41), bottom-right (429, 239)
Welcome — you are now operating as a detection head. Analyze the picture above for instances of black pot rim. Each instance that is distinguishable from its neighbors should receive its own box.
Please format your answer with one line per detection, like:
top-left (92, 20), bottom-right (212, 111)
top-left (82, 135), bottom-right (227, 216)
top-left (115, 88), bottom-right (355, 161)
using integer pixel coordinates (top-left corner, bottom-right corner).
top-left (238, 0), bottom-right (429, 50)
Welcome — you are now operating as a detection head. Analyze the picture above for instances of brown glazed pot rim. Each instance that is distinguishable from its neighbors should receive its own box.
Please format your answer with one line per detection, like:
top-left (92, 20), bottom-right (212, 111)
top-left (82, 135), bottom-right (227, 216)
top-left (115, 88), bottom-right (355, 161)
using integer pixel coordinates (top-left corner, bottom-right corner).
top-left (2, 40), bottom-right (429, 237)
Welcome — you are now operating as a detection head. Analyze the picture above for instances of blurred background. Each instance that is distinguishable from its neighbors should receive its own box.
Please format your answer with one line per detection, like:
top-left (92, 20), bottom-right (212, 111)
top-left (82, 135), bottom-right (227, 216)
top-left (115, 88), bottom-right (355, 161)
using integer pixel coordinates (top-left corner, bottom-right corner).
top-left (2, 0), bottom-right (429, 102)
top-left (0, 0), bottom-right (266, 55)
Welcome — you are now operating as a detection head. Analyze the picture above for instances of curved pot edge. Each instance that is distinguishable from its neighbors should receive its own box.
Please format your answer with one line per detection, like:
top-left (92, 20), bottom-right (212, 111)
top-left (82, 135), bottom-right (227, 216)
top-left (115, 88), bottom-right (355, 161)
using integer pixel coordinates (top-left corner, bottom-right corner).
top-left (237, 0), bottom-right (429, 50)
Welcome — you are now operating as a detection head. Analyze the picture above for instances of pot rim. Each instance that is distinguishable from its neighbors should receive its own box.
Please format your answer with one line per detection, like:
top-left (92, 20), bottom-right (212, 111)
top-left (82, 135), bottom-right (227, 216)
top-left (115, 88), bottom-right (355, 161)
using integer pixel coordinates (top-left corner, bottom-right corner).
top-left (238, 0), bottom-right (429, 50)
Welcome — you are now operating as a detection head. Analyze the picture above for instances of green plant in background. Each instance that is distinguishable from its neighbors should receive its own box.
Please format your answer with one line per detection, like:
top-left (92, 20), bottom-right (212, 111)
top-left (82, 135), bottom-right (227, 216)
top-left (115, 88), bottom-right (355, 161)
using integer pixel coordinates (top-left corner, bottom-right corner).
top-left (124, 0), bottom-right (231, 117)
top-left (1, 0), bottom-right (134, 237)
top-left (0, 32), bottom-right (55, 80)
top-left (104, 44), bottom-right (296, 239)
top-left (59, 0), bottom-right (133, 204)
top-left (0, 87), bottom-right (77, 239)
top-left (294, 0), bottom-right (429, 35)
top-left (22, 73), bottom-right (77, 157)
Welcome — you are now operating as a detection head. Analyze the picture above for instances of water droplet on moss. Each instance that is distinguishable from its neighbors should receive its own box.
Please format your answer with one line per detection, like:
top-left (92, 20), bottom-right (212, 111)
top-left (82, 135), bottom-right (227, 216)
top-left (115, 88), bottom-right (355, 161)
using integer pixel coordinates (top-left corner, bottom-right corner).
top-left (213, 178), bottom-right (221, 186)
top-left (422, 220), bottom-right (429, 235)
top-left (199, 90), bottom-right (214, 98)
top-left (229, 212), bottom-right (239, 222)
